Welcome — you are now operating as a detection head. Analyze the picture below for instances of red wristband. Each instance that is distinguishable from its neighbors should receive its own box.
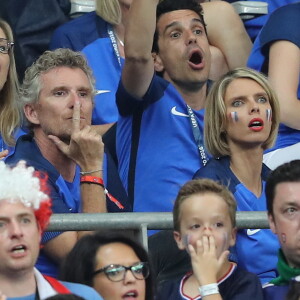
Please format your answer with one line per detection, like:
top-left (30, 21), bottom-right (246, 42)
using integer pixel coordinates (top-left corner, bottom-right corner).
top-left (80, 176), bottom-right (104, 186)
top-left (80, 176), bottom-right (124, 210)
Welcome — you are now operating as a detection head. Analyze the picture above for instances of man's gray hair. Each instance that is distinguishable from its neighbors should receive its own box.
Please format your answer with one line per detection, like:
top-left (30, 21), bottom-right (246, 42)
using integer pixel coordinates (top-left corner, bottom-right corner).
top-left (20, 48), bottom-right (96, 106)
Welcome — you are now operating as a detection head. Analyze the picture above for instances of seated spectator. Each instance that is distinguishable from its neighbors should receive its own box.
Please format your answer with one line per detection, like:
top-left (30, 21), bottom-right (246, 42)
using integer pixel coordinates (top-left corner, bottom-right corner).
top-left (50, 0), bottom-right (251, 129)
top-left (0, 19), bottom-right (24, 159)
top-left (5, 48), bottom-right (107, 277)
top-left (247, 3), bottom-right (300, 169)
top-left (60, 231), bottom-right (154, 300)
top-left (194, 67), bottom-right (280, 283)
top-left (264, 160), bottom-right (300, 300)
top-left (156, 178), bottom-right (263, 299)
top-left (0, 161), bottom-right (103, 300)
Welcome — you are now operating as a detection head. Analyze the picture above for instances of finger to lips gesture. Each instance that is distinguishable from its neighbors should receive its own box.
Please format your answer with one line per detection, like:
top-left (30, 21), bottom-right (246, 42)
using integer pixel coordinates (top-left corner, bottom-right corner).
top-left (189, 235), bottom-right (229, 286)
top-left (48, 100), bottom-right (104, 169)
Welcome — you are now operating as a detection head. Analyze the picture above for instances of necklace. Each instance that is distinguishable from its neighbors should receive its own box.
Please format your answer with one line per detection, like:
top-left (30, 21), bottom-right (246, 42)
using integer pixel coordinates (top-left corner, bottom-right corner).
top-left (114, 32), bottom-right (124, 47)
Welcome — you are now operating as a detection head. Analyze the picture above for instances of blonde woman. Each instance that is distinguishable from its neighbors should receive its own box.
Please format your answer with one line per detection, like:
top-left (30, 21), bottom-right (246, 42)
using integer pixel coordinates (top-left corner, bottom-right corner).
top-left (0, 19), bottom-right (23, 159)
top-left (194, 67), bottom-right (280, 284)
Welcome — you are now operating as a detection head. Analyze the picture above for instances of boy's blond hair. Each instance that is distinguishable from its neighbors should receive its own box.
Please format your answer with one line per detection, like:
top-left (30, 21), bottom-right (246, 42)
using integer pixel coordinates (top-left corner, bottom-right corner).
top-left (173, 179), bottom-right (236, 231)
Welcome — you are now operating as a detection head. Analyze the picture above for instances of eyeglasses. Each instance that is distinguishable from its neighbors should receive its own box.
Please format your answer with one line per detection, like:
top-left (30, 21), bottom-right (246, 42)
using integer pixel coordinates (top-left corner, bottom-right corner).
top-left (0, 38), bottom-right (14, 54)
top-left (93, 262), bottom-right (149, 282)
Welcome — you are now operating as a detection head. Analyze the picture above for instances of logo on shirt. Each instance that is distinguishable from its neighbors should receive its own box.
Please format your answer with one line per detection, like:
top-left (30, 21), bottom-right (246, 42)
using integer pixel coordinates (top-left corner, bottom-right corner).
top-left (246, 229), bottom-right (261, 236)
top-left (171, 106), bottom-right (189, 117)
top-left (96, 90), bottom-right (111, 95)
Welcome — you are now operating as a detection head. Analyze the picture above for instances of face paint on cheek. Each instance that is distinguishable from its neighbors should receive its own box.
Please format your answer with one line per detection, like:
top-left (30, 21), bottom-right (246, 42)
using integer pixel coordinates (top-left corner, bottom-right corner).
top-left (266, 109), bottom-right (272, 122)
top-left (230, 111), bottom-right (238, 122)
top-left (183, 234), bottom-right (191, 254)
top-left (281, 233), bottom-right (287, 244)
top-left (220, 232), bottom-right (228, 253)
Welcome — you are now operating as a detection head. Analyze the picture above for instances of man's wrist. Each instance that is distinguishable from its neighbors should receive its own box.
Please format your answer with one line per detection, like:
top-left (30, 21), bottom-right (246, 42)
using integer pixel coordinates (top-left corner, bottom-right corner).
top-left (80, 168), bottom-right (103, 175)
top-left (80, 176), bottom-right (104, 187)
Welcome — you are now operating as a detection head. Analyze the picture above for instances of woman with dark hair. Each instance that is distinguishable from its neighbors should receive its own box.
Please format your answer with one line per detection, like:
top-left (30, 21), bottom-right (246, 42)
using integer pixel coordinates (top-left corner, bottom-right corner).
top-left (59, 231), bottom-right (154, 300)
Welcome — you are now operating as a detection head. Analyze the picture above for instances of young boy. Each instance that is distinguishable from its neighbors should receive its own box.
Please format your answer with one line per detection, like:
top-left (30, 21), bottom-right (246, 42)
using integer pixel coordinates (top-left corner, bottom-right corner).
top-left (156, 179), bottom-right (263, 299)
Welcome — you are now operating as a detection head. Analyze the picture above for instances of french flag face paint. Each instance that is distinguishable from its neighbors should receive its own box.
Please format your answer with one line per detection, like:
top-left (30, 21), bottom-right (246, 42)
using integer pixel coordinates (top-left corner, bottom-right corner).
top-left (266, 109), bottom-right (272, 122)
top-left (230, 111), bottom-right (238, 122)
top-left (281, 233), bottom-right (286, 243)
top-left (221, 232), bottom-right (228, 253)
top-left (183, 234), bottom-right (191, 254)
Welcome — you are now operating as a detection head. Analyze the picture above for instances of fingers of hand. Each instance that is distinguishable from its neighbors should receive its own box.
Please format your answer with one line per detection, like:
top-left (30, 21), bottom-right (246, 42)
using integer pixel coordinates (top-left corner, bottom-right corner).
top-left (48, 135), bottom-right (68, 154)
top-left (72, 126), bottom-right (103, 148)
top-left (195, 239), bottom-right (203, 254)
top-left (202, 235), bottom-right (210, 253)
top-left (69, 126), bottom-right (104, 167)
top-left (72, 100), bottom-right (81, 132)
top-left (208, 235), bottom-right (216, 254)
top-left (219, 250), bottom-right (230, 266)
top-left (0, 150), bottom-right (9, 159)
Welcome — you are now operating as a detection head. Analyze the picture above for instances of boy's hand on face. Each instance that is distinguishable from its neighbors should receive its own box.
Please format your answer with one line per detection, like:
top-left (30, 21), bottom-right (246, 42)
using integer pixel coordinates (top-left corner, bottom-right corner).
top-left (189, 235), bottom-right (229, 286)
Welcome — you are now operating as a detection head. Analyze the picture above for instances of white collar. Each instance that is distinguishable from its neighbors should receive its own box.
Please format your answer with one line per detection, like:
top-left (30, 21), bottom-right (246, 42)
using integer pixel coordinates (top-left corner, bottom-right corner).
top-left (34, 268), bottom-right (57, 300)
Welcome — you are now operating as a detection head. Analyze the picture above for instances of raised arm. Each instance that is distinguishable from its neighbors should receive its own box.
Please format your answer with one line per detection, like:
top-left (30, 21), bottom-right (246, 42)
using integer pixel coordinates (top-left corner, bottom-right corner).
top-left (122, 0), bottom-right (158, 98)
top-left (268, 40), bottom-right (300, 129)
top-left (202, 1), bottom-right (252, 70)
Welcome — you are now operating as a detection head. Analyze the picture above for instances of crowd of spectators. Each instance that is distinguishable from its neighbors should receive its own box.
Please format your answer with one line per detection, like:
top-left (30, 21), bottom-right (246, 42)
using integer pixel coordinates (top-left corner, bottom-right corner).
top-left (0, 0), bottom-right (299, 299)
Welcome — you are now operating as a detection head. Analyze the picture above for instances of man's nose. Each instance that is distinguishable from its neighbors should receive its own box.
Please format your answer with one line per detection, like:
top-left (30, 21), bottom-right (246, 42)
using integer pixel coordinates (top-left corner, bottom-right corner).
top-left (186, 31), bottom-right (197, 45)
top-left (69, 92), bottom-right (83, 107)
top-left (10, 221), bottom-right (23, 238)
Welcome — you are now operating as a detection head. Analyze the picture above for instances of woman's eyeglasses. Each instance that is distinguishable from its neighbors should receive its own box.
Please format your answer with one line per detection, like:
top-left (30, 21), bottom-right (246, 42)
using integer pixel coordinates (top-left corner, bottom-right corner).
top-left (93, 262), bottom-right (149, 282)
top-left (0, 38), bottom-right (14, 54)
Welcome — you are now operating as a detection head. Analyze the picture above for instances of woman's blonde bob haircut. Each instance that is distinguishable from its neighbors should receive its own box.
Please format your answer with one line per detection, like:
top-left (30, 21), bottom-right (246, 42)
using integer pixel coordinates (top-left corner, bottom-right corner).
top-left (96, 0), bottom-right (121, 25)
top-left (204, 67), bottom-right (280, 158)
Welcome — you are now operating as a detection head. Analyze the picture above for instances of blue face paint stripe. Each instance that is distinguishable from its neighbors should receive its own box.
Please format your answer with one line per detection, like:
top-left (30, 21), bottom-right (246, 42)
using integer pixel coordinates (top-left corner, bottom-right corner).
top-left (183, 234), bottom-right (191, 254)
top-left (230, 111), bottom-right (238, 122)
top-left (266, 109), bottom-right (272, 122)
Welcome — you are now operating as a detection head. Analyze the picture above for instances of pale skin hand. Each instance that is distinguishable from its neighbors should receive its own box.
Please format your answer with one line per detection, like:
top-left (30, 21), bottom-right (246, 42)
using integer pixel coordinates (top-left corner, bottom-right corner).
top-left (44, 100), bottom-right (106, 263)
top-left (0, 150), bottom-right (9, 160)
top-left (189, 236), bottom-right (228, 299)
top-left (122, 0), bottom-right (157, 99)
top-left (268, 40), bottom-right (300, 129)
top-left (202, 1), bottom-right (252, 70)
top-left (48, 100), bottom-right (104, 171)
